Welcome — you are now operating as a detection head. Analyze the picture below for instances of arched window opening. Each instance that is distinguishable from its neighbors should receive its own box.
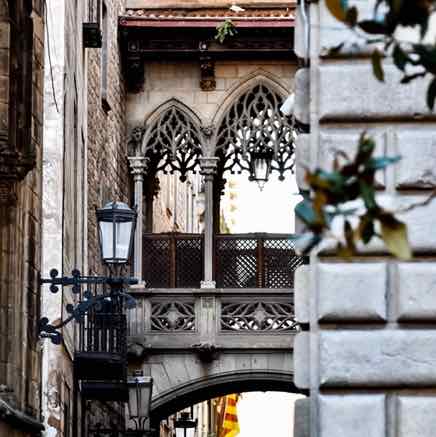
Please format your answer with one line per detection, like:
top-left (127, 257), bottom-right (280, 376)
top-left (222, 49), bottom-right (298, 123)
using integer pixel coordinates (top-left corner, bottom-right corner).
top-left (215, 84), bottom-right (296, 190)
top-left (144, 106), bottom-right (203, 183)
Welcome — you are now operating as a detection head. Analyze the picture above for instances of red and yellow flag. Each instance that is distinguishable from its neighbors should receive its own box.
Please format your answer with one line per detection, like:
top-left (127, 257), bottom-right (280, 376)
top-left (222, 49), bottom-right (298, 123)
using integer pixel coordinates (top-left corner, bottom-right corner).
top-left (221, 394), bottom-right (240, 437)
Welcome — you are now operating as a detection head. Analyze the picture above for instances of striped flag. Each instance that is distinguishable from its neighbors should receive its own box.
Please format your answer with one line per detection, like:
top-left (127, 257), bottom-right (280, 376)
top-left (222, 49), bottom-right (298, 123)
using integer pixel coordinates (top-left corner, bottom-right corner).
top-left (221, 394), bottom-right (240, 437)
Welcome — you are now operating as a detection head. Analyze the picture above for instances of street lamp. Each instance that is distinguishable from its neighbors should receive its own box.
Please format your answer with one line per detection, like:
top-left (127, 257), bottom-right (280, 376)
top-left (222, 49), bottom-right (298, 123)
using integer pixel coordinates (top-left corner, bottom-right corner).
top-left (38, 201), bottom-right (138, 345)
top-left (127, 372), bottom-right (153, 432)
top-left (96, 201), bottom-right (136, 265)
top-left (175, 412), bottom-right (197, 437)
top-left (248, 148), bottom-right (274, 191)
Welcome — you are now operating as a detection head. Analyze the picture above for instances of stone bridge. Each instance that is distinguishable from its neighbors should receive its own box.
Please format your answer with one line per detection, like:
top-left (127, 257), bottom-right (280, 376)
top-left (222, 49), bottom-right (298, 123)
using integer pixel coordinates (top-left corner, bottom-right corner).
top-left (127, 233), bottom-right (306, 420)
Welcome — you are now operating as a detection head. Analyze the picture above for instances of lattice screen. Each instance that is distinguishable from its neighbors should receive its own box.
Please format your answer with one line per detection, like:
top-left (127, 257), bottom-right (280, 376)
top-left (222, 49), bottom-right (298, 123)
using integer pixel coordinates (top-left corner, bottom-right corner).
top-left (176, 237), bottom-right (203, 287)
top-left (142, 237), bottom-right (171, 288)
top-left (263, 238), bottom-right (305, 288)
top-left (215, 237), bottom-right (257, 288)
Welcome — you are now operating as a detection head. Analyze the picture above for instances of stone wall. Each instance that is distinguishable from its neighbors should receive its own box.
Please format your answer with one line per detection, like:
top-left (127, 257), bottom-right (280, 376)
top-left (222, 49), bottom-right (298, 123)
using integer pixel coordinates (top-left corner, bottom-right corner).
top-left (293, 1), bottom-right (436, 436)
top-left (87, 0), bottom-right (130, 275)
top-left (127, 60), bottom-right (296, 129)
top-left (0, 0), bottom-right (45, 434)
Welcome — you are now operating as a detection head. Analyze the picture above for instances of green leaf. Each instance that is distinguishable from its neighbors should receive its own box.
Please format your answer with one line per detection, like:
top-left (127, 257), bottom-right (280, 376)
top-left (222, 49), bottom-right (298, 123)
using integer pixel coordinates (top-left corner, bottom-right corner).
top-left (359, 181), bottom-right (377, 211)
top-left (392, 44), bottom-right (408, 71)
top-left (345, 6), bottom-right (358, 27)
top-left (355, 133), bottom-right (376, 165)
top-left (358, 20), bottom-right (387, 34)
top-left (325, 0), bottom-right (348, 22)
top-left (344, 220), bottom-right (357, 255)
top-left (400, 72), bottom-right (427, 84)
top-left (379, 214), bottom-right (412, 260)
top-left (426, 78), bottom-right (436, 111)
top-left (295, 199), bottom-right (317, 226)
top-left (367, 156), bottom-right (402, 170)
top-left (371, 49), bottom-right (385, 81)
top-left (358, 215), bottom-right (375, 244)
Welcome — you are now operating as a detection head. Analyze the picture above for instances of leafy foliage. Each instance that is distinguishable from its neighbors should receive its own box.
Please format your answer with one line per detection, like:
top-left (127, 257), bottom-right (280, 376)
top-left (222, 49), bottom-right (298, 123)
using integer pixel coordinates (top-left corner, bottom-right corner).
top-left (326, 0), bottom-right (436, 109)
top-left (295, 133), bottom-right (412, 259)
top-left (215, 19), bottom-right (238, 44)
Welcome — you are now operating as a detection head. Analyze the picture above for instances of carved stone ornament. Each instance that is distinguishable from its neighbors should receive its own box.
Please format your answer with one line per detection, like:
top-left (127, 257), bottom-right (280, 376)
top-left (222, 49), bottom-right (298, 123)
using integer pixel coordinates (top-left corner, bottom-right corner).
top-left (191, 342), bottom-right (220, 363)
top-left (200, 56), bottom-right (216, 92)
top-left (128, 126), bottom-right (145, 155)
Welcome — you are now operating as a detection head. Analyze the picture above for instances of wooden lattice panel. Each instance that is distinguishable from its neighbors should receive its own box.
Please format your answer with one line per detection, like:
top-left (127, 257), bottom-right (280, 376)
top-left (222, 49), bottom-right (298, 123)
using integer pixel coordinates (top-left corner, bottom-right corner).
top-left (176, 237), bottom-right (203, 287)
top-left (263, 238), bottom-right (305, 288)
top-left (142, 237), bottom-right (171, 288)
top-left (215, 237), bottom-right (257, 288)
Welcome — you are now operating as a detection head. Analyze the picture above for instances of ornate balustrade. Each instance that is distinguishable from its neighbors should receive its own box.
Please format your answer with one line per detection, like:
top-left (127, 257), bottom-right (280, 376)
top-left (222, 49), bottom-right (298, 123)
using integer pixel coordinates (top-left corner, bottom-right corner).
top-left (142, 233), bottom-right (306, 289)
top-left (128, 287), bottom-right (299, 351)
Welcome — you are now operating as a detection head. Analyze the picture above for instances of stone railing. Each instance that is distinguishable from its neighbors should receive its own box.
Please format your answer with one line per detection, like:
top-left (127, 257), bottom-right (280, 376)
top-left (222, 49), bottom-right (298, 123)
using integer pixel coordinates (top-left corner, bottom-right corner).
top-left (127, 287), bottom-right (298, 351)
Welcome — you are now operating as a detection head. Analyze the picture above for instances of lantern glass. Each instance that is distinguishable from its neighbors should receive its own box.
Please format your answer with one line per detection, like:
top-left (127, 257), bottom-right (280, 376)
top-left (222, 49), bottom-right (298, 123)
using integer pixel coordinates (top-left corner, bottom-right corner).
top-left (96, 202), bottom-right (136, 265)
top-left (175, 412), bottom-right (197, 437)
top-left (249, 148), bottom-right (273, 191)
top-left (175, 427), bottom-right (196, 437)
top-left (127, 375), bottom-right (153, 419)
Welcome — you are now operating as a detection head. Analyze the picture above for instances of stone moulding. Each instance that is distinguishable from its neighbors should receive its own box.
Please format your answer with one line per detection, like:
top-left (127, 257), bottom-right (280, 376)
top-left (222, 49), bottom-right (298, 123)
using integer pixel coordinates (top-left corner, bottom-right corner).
top-left (0, 398), bottom-right (44, 433)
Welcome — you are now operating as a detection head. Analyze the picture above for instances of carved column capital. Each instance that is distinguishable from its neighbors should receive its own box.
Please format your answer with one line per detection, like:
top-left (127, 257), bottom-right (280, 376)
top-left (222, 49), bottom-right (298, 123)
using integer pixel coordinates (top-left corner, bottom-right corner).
top-left (199, 157), bottom-right (219, 180)
top-left (128, 156), bottom-right (149, 180)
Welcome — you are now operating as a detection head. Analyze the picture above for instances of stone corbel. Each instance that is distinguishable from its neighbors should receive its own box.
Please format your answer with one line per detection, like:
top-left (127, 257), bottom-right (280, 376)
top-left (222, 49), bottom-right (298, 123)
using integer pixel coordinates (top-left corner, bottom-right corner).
top-left (199, 42), bottom-right (216, 92)
top-left (191, 342), bottom-right (220, 363)
top-left (199, 55), bottom-right (216, 92)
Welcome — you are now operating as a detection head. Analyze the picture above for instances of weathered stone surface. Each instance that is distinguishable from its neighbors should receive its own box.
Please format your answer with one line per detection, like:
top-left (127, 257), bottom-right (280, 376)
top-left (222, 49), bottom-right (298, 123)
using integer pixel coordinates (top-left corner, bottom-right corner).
top-left (318, 64), bottom-right (435, 121)
top-left (320, 330), bottom-right (436, 387)
top-left (294, 398), bottom-right (310, 437)
top-left (319, 395), bottom-right (386, 437)
top-left (318, 263), bottom-right (387, 322)
top-left (295, 265), bottom-right (310, 324)
top-left (293, 68), bottom-right (309, 125)
top-left (295, 133), bottom-right (310, 191)
top-left (395, 129), bottom-right (436, 188)
top-left (294, 332), bottom-right (310, 389)
top-left (319, 129), bottom-right (385, 186)
top-left (397, 263), bottom-right (436, 321)
top-left (293, 4), bottom-right (305, 60)
top-left (397, 396), bottom-right (436, 437)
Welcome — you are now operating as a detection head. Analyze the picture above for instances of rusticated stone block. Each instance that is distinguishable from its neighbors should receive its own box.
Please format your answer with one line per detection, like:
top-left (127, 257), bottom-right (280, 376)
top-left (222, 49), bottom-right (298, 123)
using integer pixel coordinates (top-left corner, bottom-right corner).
top-left (319, 129), bottom-right (386, 186)
top-left (320, 330), bottom-right (436, 387)
top-left (294, 398), bottom-right (310, 437)
top-left (295, 264), bottom-right (310, 324)
top-left (397, 396), bottom-right (436, 437)
top-left (319, 395), bottom-right (386, 437)
top-left (294, 332), bottom-right (310, 389)
top-left (394, 129), bottom-right (436, 188)
top-left (318, 64), bottom-right (435, 121)
top-left (318, 263), bottom-right (387, 322)
top-left (294, 68), bottom-right (309, 125)
top-left (295, 134), bottom-right (310, 191)
top-left (397, 263), bottom-right (436, 321)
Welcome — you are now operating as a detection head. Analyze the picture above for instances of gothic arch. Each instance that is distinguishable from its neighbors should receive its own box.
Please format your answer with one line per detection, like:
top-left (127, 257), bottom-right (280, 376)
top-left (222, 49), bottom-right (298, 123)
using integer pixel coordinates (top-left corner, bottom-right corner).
top-left (210, 73), bottom-right (296, 182)
top-left (211, 71), bottom-right (290, 145)
top-left (140, 99), bottom-right (206, 182)
top-left (150, 370), bottom-right (304, 421)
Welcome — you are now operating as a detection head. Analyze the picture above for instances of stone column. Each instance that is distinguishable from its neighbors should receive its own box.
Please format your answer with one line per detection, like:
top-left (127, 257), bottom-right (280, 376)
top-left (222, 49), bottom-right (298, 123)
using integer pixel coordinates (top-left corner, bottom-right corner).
top-left (128, 156), bottom-right (149, 281)
top-left (199, 157), bottom-right (219, 289)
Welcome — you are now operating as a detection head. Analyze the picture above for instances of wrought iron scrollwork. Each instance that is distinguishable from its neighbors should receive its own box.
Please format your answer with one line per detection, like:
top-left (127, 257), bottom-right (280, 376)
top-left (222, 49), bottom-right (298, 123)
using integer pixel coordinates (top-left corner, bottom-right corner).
top-left (39, 269), bottom-right (138, 344)
top-left (220, 301), bottom-right (298, 332)
top-left (144, 106), bottom-right (203, 182)
top-left (216, 84), bottom-right (296, 180)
